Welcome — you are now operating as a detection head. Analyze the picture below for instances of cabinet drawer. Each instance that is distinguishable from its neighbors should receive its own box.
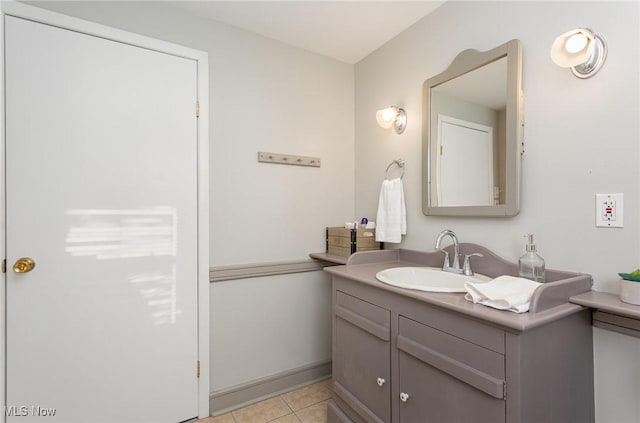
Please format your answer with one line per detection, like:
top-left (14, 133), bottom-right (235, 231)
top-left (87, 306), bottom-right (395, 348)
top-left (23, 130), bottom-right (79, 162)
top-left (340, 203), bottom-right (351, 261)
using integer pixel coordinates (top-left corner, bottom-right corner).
top-left (336, 291), bottom-right (390, 340)
top-left (402, 302), bottom-right (505, 354)
top-left (398, 316), bottom-right (505, 399)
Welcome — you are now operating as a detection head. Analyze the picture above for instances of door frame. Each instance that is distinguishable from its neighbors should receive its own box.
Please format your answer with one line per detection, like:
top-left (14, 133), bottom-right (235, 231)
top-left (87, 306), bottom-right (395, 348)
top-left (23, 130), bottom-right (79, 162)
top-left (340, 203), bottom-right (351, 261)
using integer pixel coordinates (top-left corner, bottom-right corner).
top-left (0, 1), bottom-right (210, 419)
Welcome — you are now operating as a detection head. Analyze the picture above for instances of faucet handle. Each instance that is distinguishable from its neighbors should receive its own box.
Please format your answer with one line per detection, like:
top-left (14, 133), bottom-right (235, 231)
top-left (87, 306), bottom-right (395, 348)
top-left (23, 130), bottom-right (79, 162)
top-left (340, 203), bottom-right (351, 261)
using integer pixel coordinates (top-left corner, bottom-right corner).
top-left (463, 253), bottom-right (483, 276)
top-left (440, 249), bottom-right (450, 269)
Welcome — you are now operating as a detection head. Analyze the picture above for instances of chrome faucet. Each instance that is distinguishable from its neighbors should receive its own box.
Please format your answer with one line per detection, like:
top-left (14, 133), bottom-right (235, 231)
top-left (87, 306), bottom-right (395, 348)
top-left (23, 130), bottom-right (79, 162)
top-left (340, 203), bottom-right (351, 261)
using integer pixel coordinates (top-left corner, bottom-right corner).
top-left (435, 229), bottom-right (462, 274)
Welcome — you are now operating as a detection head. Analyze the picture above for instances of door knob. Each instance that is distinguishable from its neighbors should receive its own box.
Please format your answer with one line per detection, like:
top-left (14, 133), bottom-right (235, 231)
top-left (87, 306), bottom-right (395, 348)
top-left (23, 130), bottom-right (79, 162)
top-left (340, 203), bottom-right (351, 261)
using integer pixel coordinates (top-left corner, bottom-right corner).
top-left (13, 257), bottom-right (36, 273)
top-left (376, 377), bottom-right (386, 387)
top-left (400, 392), bottom-right (410, 402)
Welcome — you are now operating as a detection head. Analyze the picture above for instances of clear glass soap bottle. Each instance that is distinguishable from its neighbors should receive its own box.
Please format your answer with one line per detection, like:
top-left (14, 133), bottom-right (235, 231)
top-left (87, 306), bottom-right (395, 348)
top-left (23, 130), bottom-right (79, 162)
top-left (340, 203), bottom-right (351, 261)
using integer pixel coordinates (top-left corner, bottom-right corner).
top-left (518, 234), bottom-right (545, 283)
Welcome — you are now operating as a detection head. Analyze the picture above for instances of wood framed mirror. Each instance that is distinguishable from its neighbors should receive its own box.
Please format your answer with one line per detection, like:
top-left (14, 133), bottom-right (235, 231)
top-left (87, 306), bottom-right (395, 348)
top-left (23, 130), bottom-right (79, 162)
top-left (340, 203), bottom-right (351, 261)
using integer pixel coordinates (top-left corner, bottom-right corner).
top-left (422, 39), bottom-right (523, 216)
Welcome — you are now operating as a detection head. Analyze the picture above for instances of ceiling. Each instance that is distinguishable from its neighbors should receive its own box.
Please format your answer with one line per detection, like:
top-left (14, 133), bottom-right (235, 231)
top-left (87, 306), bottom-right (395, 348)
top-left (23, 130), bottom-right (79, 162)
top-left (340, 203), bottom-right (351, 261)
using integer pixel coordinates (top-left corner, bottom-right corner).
top-left (169, 1), bottom-right (445, 64)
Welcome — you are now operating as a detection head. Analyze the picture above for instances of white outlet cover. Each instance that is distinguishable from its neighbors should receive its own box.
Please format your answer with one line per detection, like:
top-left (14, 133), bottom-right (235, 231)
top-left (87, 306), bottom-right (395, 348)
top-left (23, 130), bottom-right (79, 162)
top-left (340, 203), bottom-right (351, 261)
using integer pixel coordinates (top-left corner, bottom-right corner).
top-left (596, 193), bottom-right (624, 228)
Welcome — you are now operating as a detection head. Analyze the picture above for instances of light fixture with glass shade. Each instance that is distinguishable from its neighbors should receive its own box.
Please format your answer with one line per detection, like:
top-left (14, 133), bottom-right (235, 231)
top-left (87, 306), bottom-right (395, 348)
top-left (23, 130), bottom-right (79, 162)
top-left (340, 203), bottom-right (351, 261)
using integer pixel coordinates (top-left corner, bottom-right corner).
top-left (376, 106), bottom-right (407, 134)
top-left (550, 28), bottom-right (606, 79)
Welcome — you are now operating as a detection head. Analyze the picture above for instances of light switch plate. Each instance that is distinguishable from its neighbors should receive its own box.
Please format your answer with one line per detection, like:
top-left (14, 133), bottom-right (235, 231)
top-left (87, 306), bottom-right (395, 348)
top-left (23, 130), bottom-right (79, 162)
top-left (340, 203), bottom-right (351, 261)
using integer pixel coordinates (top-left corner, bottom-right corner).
top-left (596, 193), bottom-right (623, 228)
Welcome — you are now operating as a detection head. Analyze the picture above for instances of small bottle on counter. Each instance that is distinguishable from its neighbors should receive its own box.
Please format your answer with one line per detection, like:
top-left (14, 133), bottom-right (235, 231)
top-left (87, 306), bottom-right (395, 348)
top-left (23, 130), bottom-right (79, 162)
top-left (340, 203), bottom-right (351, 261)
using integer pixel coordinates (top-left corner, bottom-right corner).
top-left (518, 234), bottom-right (546, 283)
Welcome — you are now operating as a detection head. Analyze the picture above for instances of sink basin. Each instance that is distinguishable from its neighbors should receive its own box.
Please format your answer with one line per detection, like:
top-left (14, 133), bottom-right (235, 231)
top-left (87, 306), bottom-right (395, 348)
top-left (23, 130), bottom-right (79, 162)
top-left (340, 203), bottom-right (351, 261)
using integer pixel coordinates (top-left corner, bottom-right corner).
top-left (375, 266), bottom-right (492, 293)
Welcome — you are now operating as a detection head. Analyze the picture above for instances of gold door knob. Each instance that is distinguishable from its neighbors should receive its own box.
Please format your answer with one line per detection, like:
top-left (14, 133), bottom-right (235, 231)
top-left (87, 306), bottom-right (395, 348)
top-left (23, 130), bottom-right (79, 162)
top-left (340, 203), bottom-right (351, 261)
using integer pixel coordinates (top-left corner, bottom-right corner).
top-left (13, 257), bottom-right (36, 273)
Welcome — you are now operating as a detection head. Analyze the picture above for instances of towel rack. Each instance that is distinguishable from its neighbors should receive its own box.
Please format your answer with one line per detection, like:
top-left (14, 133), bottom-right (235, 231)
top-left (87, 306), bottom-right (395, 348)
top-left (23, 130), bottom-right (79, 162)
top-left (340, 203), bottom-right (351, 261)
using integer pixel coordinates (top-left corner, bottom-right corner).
top-left (385, 159), bottom-right (405, 180)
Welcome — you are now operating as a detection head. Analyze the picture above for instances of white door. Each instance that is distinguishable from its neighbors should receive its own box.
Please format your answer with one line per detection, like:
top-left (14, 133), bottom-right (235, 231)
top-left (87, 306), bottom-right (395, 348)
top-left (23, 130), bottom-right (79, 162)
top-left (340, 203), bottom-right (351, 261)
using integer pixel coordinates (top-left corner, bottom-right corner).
top-left (437, 115), bottom-right (494, 207)
top-left (5, 16), bottom-right (199, 422)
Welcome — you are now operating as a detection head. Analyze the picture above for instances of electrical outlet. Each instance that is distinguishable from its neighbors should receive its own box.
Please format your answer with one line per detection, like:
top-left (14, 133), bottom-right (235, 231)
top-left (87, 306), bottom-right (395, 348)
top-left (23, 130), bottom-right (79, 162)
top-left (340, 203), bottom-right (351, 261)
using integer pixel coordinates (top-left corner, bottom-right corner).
top-left (596, 193), bottom-right (624, 228)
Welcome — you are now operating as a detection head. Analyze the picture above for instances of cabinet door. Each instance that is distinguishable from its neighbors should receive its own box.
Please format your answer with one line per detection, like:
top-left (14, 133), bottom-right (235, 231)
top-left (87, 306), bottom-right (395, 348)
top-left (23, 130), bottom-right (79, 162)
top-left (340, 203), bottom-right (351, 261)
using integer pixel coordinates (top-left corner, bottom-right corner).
top-left (334, 291), bottom-right (391, 423)
top-left (397, 316), bottom-right (506, 423)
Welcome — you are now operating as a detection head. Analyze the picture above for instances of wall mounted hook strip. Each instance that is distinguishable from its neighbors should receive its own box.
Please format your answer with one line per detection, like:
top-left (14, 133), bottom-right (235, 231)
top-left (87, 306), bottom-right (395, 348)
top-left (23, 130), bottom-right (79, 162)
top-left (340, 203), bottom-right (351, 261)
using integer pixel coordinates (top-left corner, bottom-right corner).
top-left (258, 152), bottom-right (321, 168)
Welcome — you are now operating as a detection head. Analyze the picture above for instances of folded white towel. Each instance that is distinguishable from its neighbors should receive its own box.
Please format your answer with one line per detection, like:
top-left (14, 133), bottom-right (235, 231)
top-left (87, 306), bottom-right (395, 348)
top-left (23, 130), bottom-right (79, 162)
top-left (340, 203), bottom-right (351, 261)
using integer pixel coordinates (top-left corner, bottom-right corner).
top-left (464, 275), bottom-right (542, 313)
top-left (375, 178), bottom-right (406, 243)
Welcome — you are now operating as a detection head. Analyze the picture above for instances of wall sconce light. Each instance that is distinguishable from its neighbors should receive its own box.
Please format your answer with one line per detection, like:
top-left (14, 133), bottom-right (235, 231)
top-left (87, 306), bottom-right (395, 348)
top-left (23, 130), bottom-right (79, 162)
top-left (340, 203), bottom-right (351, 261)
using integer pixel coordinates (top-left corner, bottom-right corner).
top-left (550, 28), bottom-right (607, 79)
top-left (376, 106), bottom-right (407, 134)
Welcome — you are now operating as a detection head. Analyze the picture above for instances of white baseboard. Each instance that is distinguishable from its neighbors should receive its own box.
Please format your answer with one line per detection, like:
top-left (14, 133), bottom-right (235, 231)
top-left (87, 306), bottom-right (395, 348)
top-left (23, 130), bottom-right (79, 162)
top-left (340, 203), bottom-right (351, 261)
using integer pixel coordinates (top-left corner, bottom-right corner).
top-left (209, 360), bottom-right (332, 416)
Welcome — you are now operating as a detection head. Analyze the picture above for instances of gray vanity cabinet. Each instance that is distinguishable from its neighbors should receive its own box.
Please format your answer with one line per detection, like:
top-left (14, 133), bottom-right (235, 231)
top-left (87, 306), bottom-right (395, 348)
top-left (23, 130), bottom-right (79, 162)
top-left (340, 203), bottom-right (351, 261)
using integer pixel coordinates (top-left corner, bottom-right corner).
top-left (328, 267), bottom-right (594, 423)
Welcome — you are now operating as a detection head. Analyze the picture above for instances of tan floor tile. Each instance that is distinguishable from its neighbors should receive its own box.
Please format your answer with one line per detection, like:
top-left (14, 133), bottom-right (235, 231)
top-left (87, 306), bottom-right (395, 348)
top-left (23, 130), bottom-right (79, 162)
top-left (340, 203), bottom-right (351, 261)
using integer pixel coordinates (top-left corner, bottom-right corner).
top-left (198, 413), bottom-right (236, 423)
top-left (269, 413), bottom-right (300, 423)
top-left (281, 381), bottom-right (332, 412)
top-left (317, 379), bottom-right (333, 393)
top-left (232, 396), bottom-right (292, 423)
top-left (295, 400), bottom-right (329, 423)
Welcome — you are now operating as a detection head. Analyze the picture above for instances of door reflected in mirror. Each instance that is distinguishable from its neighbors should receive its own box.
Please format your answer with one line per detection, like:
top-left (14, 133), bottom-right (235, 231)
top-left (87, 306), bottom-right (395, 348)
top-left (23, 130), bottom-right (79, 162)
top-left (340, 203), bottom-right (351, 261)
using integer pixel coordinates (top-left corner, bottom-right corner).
top-left (432, 57), bottom-right (506, 207)
top-left (422, 39), bottom-right (522, 216)
top-left (436, 114), bottom-right (496, 206)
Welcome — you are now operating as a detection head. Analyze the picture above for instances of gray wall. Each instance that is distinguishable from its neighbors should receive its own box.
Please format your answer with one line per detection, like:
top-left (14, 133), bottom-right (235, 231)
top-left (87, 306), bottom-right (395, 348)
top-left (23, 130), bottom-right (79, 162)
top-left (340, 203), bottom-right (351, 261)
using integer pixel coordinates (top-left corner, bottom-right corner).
top-left (28, 0), bottom-right (353, 394)
top-left (354, 1), bottom-right (639, 421)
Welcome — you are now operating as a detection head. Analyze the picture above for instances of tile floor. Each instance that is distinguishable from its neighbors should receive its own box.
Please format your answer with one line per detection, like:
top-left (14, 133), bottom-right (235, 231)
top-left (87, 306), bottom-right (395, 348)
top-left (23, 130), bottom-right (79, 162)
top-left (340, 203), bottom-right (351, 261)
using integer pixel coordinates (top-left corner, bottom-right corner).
top-left (198, 379), bottom-right (332, 423)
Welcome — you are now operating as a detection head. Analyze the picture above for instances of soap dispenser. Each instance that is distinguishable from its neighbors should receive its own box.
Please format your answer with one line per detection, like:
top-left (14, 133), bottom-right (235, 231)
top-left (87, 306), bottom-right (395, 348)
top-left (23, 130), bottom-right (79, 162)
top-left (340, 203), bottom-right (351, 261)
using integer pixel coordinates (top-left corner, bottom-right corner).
top-left (518, 234), bottom-right (545, 283)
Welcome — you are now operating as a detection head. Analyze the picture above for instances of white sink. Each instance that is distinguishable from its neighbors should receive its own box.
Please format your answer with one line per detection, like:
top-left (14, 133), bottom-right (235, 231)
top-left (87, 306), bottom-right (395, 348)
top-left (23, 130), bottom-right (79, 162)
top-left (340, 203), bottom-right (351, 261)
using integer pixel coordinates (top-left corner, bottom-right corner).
top-left (375, 266), bottom-right (492, 293)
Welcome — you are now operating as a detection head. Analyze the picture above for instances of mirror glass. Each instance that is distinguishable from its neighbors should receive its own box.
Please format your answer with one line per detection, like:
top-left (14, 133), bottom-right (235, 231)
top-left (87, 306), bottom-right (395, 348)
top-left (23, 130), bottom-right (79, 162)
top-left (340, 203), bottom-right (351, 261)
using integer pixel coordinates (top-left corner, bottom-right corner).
top-left (422, 39), bottom-right (523, 216)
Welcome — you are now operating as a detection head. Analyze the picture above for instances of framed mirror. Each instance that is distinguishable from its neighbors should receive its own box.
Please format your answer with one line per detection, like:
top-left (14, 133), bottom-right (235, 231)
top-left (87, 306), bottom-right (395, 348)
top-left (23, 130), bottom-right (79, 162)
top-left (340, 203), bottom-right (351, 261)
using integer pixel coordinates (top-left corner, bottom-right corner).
top-left (422, 39), bottom-right (523, 216)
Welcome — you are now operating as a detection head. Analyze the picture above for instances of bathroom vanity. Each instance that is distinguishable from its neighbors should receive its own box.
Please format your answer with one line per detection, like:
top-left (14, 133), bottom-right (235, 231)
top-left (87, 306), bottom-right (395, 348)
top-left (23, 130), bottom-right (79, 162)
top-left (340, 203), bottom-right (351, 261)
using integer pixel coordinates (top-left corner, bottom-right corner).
top-left (325, 245), bottom-right (594, 423)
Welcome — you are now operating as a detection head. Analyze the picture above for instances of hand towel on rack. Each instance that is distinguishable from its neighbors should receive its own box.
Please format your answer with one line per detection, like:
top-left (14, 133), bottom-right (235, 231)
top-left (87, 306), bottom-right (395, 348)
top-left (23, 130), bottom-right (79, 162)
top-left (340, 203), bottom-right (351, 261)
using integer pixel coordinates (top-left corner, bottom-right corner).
top-left (463, 276), bottom-right (542, 313)
top-left (375, 178), bottom-right (406, 243)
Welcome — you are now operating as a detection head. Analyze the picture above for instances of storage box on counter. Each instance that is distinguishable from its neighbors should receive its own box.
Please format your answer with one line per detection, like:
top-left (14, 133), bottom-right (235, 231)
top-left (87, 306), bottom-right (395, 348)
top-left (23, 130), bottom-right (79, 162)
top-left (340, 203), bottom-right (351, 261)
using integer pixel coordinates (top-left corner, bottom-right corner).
top-left (326, 227), bottom-right (383, 257)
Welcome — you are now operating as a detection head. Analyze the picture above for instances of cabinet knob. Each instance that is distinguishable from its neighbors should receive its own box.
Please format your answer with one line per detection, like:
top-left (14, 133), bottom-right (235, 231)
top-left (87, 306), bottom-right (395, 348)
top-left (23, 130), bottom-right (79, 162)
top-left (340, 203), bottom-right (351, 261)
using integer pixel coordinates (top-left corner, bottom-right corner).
top-left (376, 377), bottom-right (385, 387)
top-left (400, 392), bottom-right (410, 402)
